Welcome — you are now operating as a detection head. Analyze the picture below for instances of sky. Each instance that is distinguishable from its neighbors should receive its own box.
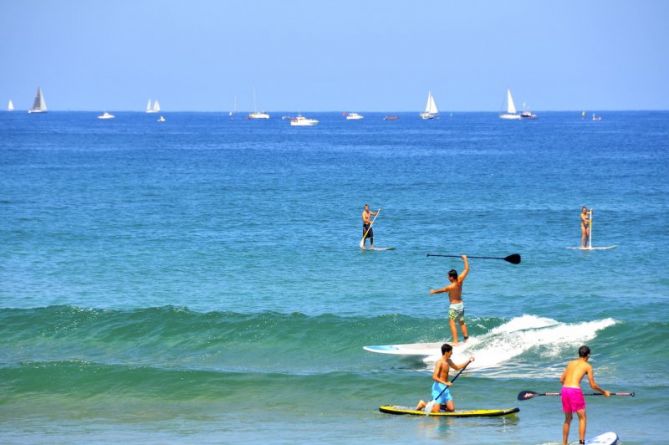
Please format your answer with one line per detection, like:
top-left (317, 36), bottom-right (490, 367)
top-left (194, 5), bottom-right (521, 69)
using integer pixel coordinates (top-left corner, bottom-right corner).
top-left (1, 0), bottom-right (668, 111)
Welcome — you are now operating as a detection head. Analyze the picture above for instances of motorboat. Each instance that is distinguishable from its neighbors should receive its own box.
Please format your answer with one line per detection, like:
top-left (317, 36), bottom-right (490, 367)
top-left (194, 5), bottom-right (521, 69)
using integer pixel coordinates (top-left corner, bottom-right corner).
top-left (290, 115), bottom-right (319, 127)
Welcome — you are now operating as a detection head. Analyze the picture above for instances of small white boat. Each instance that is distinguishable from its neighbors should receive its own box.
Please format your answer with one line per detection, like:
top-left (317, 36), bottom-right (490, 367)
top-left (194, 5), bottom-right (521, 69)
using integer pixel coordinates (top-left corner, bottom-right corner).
top-left (290, 115), bottom-right (319, 127)
top-left (28, 87), bottom-right (47, 113)
top-left (520, 102), bottom-right (537, 119)
top-left (592, 113), bottom-right (602, 121)
top-left (248, 89), bottom-right (269, 119)
top-left (7, 99), bottom-right (14, 111)
top-left (499, 89), bottom-right (521, 120)
top-left (420, 91), bottom-right (438, 120)
top-left (97, 112), bottom-right (115, 120)
top-left (158, 116), bottom-right (166, 123)
top-left (248, 111), bottom-right (270, 120)
top-left (146, 99), bottom-right (161, 113)
top-left (345, 112), bottom-right (364, 120)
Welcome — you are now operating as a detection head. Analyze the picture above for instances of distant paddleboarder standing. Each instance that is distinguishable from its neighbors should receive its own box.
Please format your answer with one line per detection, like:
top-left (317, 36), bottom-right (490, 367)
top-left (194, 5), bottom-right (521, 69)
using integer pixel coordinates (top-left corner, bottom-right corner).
top-left (361, 204), bottom-right (379, 249)
top-left (560, 345), bottom-right (610, 445)
top-left (580, 207), bottom-right (592, 248)
top-left (429, 255), bottom-right (470, 344)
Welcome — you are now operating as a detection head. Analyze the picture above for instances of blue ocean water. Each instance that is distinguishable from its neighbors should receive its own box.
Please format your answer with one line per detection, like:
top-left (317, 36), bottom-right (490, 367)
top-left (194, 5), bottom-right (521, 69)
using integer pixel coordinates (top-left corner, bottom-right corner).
top-left (1, 111), bottom-right (668, 444)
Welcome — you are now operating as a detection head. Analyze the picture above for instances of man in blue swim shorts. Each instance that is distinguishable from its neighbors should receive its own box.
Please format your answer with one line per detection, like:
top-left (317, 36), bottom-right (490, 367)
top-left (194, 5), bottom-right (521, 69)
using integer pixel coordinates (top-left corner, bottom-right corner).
top-left (415, 343), bottom-right (474, 413)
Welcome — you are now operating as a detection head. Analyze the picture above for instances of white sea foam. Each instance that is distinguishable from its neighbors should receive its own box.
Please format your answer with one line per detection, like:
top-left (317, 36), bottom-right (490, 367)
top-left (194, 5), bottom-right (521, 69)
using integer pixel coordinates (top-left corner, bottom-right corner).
top-left (423, 314), bottom-right (617, 378)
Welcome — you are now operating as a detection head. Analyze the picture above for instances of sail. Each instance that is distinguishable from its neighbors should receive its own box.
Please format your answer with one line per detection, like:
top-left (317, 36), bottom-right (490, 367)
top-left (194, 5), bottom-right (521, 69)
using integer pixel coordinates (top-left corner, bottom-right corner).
top-left (424, 91), bottom-right (438, 114)
top-left (146, 99), bottom-right (152, 112)
top-left (30, 88), bottom-right (47, 112)
top-left (506, 89), bottom-right (517, 114)
top-left (7, 100), bottom-right (14, 111)
top-left (152, 100), bottom-right (161, 112)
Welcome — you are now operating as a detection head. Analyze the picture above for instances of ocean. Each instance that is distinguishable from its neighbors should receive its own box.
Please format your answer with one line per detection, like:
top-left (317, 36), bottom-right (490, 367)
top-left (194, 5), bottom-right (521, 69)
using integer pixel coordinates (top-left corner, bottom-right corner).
top-left (1, 111), bottom-right (668, 444)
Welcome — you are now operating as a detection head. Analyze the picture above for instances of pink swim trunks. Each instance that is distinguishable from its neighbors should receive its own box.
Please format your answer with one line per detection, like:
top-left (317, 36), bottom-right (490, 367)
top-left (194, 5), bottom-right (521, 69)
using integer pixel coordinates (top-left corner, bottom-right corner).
top-left (561, 386), bottom-right (585, 413)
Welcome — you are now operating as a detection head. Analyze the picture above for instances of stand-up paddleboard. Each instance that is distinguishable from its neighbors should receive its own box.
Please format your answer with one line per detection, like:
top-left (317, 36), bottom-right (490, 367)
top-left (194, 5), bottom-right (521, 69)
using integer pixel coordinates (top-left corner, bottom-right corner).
top-left (363, 342), bottom-right (465, 356)
top-left (570, 208), bottom-right (616, 250)
top-left (585, 432), bottom-right (619, 445)
top-left (361, 246), bottom-right (396, 251)
top-left (379, 405), bottom-right (519, 417)
top-left (567, 246), bottom-right (617, 251)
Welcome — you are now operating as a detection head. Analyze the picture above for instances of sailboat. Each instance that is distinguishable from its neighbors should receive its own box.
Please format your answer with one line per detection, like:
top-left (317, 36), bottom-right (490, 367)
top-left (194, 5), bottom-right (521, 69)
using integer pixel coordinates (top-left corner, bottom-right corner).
top-left (499, 89), bottom-right (521, 120)
top-left (27, 87), bottom-right (47, 113)
top-left (420, 91), bottom-right (438, 120)
top-left (229, 96), bottom-right (237, 118)
top-left (146, 99), bottom-right (160, 113)
top-left (248, 90), bottom-right (270, 120)
top-left (7, 99), bottom-right (14, 111)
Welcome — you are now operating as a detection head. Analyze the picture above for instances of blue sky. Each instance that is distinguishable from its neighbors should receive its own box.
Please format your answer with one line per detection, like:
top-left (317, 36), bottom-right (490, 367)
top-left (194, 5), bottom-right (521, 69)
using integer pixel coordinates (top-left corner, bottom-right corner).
top-left (1, 1), bottom-right (668, 111)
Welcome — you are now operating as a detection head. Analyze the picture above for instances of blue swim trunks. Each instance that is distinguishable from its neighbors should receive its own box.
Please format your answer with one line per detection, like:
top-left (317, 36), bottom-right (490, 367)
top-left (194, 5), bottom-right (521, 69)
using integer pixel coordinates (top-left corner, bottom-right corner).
top-left (431, 382), bottom-right (453, 404)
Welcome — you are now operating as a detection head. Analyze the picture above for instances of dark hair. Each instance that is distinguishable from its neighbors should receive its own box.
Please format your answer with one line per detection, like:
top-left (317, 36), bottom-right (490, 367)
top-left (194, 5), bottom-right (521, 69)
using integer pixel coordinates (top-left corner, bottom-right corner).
top-left (441, 343), bottom-right (453, 355)
top-left (578, 345), bottom-right (591, 357)
top-left (448, 269), bottom-right (458, 279)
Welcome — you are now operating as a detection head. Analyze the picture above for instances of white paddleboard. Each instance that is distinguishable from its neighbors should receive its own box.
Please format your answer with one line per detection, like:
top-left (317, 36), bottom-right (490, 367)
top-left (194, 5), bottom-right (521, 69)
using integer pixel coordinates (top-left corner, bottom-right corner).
top-left (567, 246), bottom-right (617, 251)
top-left (360, 246), bottom-right (395, 251)
top-left (363, 341), bottom-right (466, 356)
top-left (585, 431), bottom-right (619, 445)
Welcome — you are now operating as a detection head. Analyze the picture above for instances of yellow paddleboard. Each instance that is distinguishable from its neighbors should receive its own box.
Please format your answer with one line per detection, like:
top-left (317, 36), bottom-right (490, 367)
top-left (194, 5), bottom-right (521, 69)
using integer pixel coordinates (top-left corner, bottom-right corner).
top-left (379, 405), bottom-right (519, 417)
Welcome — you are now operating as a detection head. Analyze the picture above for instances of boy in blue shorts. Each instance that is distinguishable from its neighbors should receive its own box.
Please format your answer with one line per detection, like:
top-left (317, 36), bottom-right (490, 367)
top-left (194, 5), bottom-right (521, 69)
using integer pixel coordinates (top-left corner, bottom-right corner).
top-left (415, 343), bottom-right (474, 413)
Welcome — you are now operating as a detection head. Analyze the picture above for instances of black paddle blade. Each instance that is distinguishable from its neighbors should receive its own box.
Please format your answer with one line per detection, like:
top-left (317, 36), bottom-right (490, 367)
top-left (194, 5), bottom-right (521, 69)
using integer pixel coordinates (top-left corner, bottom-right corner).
top-left (505, 254), bottom-right (521, 264)
top-left (517, 390), bottom-right (538, 401)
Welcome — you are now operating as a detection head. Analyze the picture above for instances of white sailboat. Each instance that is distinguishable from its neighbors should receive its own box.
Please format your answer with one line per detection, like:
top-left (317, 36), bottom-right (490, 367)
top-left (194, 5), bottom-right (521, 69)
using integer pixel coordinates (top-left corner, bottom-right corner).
top-left (7, 99), bottom-right (14, 111)
top-left (420, 91), bottom-right (439, 120)
top-left (146, 99), bottom-right (160, 113)
top-left (27, 87), bottom-right (47, 113)
top-left (248, 89), bottom-right (270, 119)
top-left (499, 89), bottom-right (521, 120)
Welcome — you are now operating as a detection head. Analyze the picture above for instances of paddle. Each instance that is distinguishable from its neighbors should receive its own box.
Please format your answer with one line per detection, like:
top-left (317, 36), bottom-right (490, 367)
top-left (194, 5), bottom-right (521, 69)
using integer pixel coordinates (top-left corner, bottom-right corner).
top-left (517, 390), bottom-right (635, 401)
top-left (423, 359), bottom-right (473, 414)
top-left (426, 253), bottom-right (522, 265)
top-left (359, 208), bottom-right (381, 249)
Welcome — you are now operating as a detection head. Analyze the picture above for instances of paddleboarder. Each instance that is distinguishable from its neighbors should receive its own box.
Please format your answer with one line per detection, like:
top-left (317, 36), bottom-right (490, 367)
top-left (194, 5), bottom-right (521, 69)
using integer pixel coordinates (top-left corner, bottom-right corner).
top-left (560, 345), bottom-right (610, 445)
top-left (429, 255), bottom-right (470, 344)
top-left (415, 343), bottom-right (473, 413)
top-left (580, 206), bottom-right (591, 248)
top-left (361, 204), bottom-right (379, 249)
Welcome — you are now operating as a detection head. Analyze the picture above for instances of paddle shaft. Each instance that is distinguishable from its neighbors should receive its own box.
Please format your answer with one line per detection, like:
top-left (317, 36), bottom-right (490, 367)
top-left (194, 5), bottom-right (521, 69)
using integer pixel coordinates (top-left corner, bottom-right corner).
top-left (428, 254), bottom-right (504, 260)
top-left (360, 209), bottom-right (381, 247)
top-left (426, 253), bottom-right (521, 264)
top-left (519, 390), bottom-right (635, 400)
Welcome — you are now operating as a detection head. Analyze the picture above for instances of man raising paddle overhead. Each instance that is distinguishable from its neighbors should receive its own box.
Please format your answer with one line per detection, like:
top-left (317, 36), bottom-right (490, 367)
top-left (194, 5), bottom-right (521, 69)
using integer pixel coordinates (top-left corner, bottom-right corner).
top-left (429, 255), bottom-right (470, 344)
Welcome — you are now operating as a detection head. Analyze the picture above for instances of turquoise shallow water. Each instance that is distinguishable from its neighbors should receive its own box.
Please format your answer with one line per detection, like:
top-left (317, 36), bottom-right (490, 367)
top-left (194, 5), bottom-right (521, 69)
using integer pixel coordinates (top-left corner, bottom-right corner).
top-left (1, 111), bottom-right (668, 444)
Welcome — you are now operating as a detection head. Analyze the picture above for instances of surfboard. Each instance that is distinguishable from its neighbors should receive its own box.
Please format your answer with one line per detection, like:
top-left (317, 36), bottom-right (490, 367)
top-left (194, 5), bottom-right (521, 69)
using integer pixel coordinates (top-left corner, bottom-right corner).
top-left (567, 246), bottom-right (617, 251)
top-left (361, 246), bottom-right (395, 251)
top-left (379, 405), bottom-right (519, 417)
top-left (363, 342), bottom-right (466, 356)
top-left (585, 432), bottom-right (619, 445)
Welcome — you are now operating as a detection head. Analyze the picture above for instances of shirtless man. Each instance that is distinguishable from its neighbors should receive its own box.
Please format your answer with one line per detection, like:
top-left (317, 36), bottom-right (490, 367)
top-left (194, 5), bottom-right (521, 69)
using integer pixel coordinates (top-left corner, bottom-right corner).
top-left (361, 204), bottom-right (379, 248)
top-left (560, 345), bottom-right (610, 445)
top-left (580, 207), bottom-right (591, 248)
top-left (415, 343), bottom-right (474, 413)
top-left (429, 255), bottom-right (469, 344)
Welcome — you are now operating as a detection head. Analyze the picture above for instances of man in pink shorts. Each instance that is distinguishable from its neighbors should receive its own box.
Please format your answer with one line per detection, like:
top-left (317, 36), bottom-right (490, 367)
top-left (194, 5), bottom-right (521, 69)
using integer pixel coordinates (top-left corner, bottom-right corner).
top-left (559, 345), bottom-right (611, 445)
